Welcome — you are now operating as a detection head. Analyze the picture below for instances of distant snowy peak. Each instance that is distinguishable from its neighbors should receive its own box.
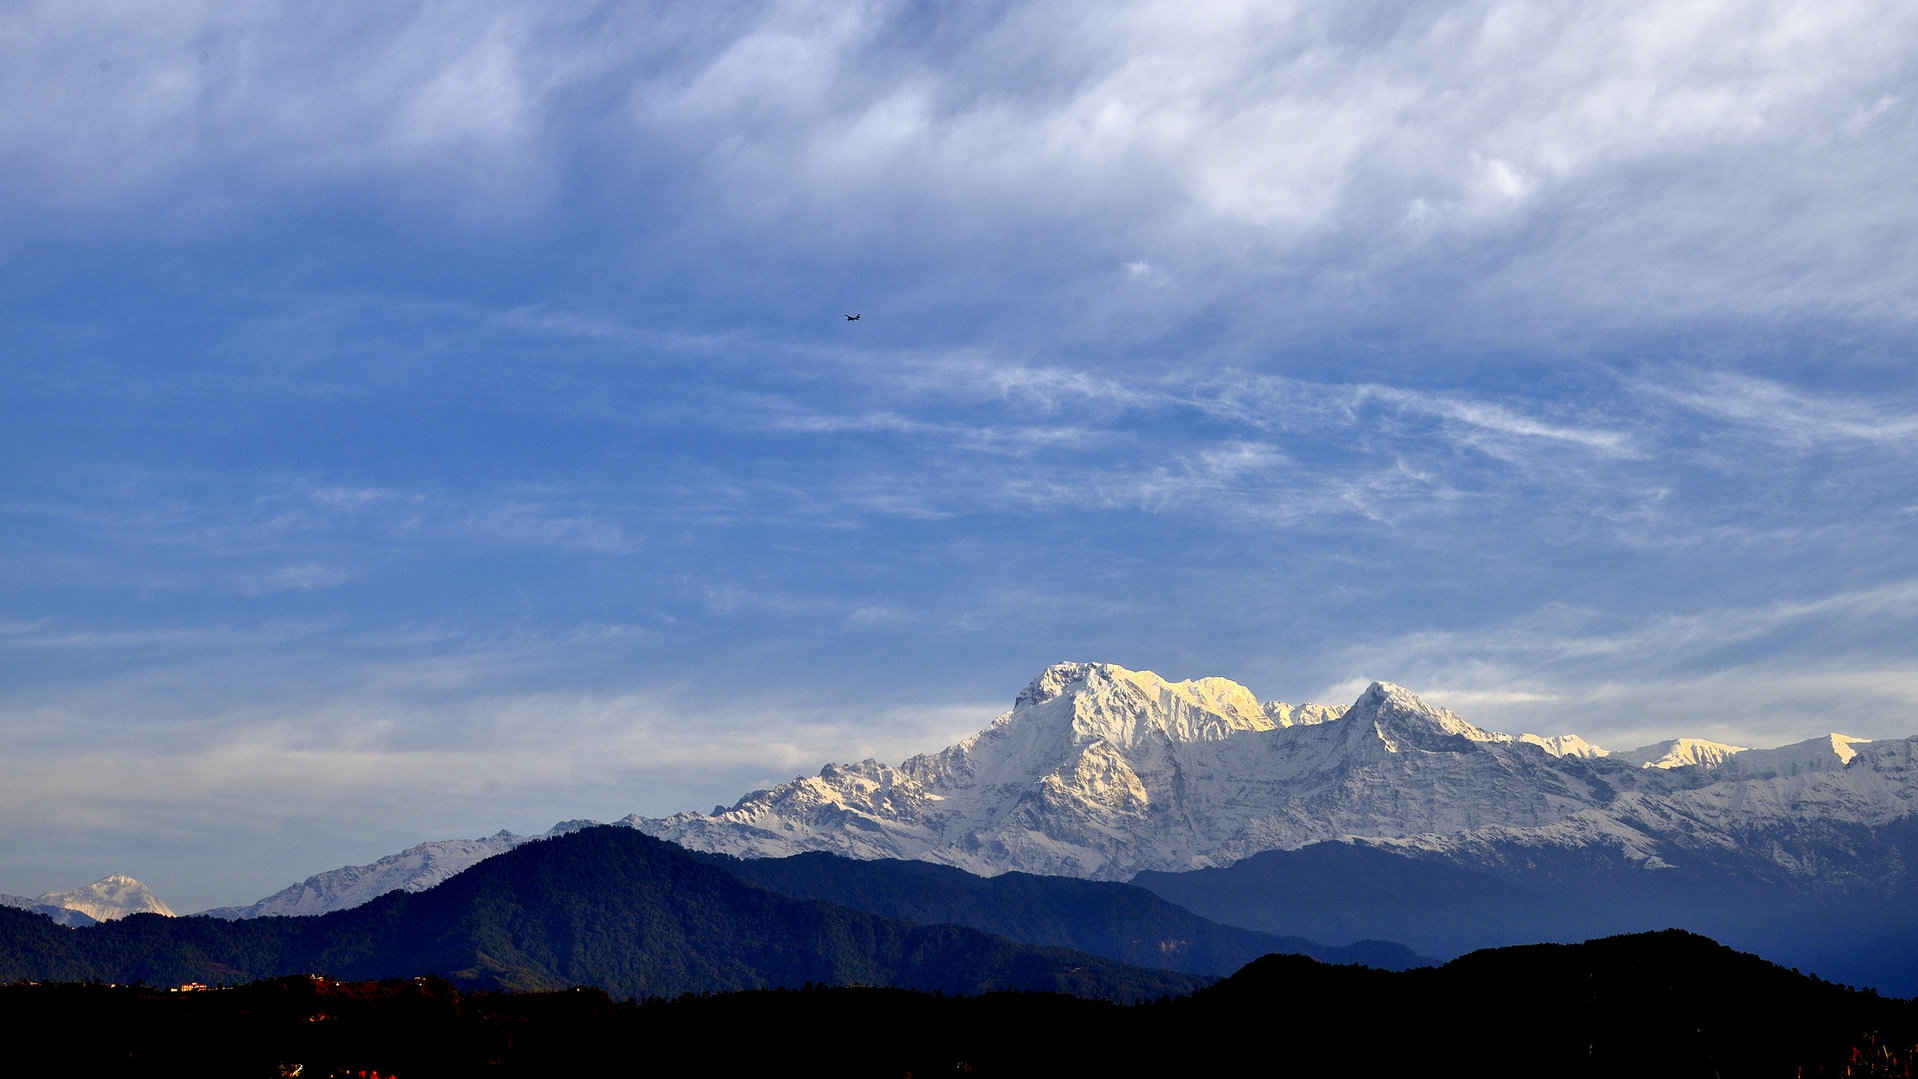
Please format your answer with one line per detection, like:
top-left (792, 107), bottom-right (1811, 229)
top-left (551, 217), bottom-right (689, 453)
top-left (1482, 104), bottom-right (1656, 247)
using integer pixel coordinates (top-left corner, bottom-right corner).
top-left (37, 874), bottom-right (173, 921)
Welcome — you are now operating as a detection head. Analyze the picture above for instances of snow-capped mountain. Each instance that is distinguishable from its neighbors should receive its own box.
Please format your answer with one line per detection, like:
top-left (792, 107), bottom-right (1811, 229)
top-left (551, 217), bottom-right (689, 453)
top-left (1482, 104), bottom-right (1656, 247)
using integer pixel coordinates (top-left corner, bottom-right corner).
top-left (30, 874), bottom-right (174, 922)
top-left (1517, 732), bottom-right (1608, 758)
top-left (207, 661), bottom-right (1907, 920)
top-left (627, 662), bottom-right (1726, 879)
top-left (199, 820), bottom-right (599, 919)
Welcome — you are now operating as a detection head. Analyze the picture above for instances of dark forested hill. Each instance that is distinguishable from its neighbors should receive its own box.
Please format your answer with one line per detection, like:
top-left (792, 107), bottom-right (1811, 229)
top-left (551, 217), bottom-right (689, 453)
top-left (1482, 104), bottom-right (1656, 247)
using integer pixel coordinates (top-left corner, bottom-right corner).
top-left (713, 849), bottom-right (1424, 974)
top-left (0, 827), bottom-right (1201, 1001)
top-left (1190, 930), bottom-right (1918, 1077)
top-left (5, 930), bottom-right (1912, 1078)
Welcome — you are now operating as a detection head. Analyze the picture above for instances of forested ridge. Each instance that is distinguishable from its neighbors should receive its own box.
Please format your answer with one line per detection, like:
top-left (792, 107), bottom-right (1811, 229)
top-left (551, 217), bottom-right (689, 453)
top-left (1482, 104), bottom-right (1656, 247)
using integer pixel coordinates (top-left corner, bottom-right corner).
top-left (6, 931), bottom-right (1914, 1078)
top-left (0, 827), bottom-right (1200, 1001)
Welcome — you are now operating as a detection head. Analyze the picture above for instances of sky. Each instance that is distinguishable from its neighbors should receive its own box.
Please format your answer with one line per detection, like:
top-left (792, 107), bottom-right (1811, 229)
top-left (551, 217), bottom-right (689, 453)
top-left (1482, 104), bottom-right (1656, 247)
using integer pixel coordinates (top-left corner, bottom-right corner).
top-left (4, 0), bottom-right (1918, 913)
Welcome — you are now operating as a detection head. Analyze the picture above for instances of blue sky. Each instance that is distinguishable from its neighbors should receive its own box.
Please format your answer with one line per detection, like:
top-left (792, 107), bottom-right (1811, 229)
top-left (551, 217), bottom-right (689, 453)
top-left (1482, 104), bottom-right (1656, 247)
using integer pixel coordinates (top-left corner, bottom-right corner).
top-left (5, 0), bottom-right (1918, 912)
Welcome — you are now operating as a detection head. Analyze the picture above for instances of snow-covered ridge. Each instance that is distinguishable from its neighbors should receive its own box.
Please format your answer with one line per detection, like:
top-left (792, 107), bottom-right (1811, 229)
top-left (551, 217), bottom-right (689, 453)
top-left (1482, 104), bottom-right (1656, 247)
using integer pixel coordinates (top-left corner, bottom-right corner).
top-left (1373, 734), bottom-right (1918, 881)
top-left (1721, 732), bottom-right (1871, 778)
top-left (0, 893), bottom-right (99, 927)
top-left (1603, 732), bottom-right (1872, 777)
top-left (199, 819), bottom-right (599, 919)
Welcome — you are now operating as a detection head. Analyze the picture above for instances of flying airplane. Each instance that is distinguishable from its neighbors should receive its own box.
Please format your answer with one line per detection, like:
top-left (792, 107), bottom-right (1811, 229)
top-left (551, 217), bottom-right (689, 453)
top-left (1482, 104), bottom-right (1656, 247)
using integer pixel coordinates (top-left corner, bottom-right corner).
top-left (845, 313), bottom-right (861, 321)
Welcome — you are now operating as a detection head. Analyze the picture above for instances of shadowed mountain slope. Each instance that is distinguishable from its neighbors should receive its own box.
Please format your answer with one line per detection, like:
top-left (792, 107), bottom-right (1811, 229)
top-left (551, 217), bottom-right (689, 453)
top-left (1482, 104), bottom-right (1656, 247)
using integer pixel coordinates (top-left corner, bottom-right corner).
top-left (712, 849), bottom-right (1425, 974)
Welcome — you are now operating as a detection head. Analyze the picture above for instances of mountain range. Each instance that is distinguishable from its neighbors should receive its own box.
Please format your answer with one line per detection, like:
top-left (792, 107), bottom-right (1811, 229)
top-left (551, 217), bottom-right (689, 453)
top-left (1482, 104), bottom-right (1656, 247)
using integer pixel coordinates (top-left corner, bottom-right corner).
top-left (629, 664), bottom-right (1899, 882)
top-left (16, 661), bottom-right (1917, 993)
top-left (180, 662), bottom-right (1902, 922)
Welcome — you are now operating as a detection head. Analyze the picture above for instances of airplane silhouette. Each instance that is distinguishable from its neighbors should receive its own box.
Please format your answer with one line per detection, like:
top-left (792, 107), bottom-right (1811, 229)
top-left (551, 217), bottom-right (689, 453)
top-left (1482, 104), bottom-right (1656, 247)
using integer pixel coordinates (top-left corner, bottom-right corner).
top-left (845, 313), bottom-right (861, 321)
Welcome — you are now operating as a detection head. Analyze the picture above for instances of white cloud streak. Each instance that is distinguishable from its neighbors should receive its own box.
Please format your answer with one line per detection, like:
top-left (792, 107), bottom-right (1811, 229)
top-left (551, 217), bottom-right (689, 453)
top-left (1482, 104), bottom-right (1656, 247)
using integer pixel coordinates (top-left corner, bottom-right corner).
top-left (1637, 370), bottom-right (1918, 448)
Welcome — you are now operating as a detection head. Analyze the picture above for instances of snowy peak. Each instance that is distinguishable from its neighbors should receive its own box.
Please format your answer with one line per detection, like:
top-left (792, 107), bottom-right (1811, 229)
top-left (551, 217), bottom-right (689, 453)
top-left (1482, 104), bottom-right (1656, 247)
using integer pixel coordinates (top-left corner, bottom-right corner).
top-left (1007, 662), bottom-right (1286, 748)
top-left (1616, 738), bottom-right (1747, 770)
top-left (1518, 733), bottom-right (1609, 759)
top-left (1340, 682), bottom-right (1502, 753)
top-left (1013, 662), bottom-right (1097, 709)
top-left (37, 874), bottom-right (173, 921)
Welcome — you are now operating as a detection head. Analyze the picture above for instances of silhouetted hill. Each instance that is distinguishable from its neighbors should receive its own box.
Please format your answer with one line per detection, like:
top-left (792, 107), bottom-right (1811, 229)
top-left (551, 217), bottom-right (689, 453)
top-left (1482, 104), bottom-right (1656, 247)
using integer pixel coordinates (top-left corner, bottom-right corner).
top-left (0, 827), bottom-right (1202, 1001)
top-left (5, 930), bottom-right (1912, 1077)
top-left (713, 849), bottom-right (1425, 974)
top-left (1193, 931), bottom-right (1918, 1077)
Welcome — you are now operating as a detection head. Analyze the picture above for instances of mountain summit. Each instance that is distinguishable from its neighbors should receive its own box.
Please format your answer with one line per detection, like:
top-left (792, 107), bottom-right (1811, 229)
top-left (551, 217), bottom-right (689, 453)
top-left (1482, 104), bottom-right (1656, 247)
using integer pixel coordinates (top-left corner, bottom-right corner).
top-left (1336, 681), bottom-right (1506, 754)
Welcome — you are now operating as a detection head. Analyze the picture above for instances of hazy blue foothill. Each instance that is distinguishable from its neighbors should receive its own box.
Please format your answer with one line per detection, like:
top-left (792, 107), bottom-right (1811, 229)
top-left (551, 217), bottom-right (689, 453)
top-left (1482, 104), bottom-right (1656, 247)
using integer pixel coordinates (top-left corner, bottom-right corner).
top-left (0, 828), bottom-right (1205, 1002)
top-left (1134, 815), bottom-right (1918, 997)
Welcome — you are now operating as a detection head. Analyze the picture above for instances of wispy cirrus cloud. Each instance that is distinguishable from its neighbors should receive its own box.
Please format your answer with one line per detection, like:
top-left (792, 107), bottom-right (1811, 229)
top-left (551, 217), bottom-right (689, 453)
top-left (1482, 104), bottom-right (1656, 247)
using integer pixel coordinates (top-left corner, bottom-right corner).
top-left (1636, 370), bottom-right (1918, 448)
top-left (1309, 577), bottom-right (1918, 745)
